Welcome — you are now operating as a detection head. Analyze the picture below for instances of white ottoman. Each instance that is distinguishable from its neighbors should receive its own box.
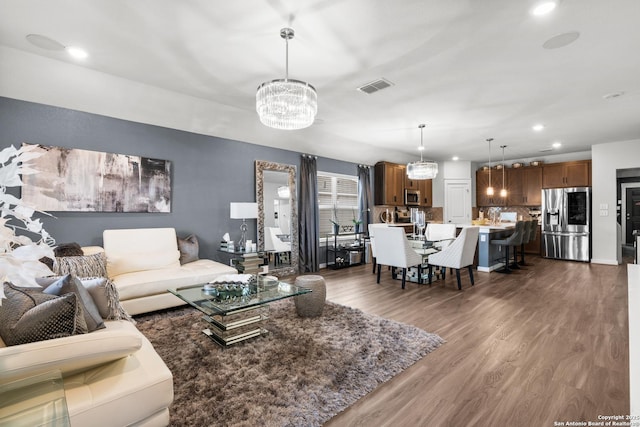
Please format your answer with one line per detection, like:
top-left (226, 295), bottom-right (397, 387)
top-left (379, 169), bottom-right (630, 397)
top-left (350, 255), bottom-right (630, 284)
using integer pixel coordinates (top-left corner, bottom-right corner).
top-left (294, 275), bottom-right (326, 318)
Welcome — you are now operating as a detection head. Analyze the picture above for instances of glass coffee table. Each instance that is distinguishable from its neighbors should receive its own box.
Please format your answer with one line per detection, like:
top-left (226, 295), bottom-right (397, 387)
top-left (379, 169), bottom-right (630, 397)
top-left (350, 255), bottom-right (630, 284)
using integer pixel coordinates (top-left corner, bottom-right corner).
top-left (168, 278), bottom-right (310, 347)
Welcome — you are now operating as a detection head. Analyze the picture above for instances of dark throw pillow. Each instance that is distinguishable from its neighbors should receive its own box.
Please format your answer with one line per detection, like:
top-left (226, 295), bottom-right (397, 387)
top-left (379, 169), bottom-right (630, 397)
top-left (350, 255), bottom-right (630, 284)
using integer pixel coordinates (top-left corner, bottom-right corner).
top-left (53, 242), bottom-right (84, 257)
top-left (43, 275), bottom-right (105, 332)
top-left (177, 234), bottom-right (199, 265)
top-left (0, 282), bottom-right (87, 346)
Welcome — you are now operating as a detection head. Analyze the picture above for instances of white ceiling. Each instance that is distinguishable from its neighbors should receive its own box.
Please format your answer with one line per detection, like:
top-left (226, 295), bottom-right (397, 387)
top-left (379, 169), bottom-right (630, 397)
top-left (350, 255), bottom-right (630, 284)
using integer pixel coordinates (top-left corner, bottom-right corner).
top-left (1, 0), bottom-right (639, 166)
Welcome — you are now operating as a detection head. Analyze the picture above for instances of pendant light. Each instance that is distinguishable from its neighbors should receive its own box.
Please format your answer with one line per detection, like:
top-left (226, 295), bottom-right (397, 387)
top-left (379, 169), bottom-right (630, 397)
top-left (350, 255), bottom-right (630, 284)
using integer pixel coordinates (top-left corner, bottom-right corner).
top-left (407, 124), bottom-right (438, 180)
top-left (500, 145), bottom-right (508, 197)
top-left (486, 138), bottom-right (494, 196)
top-left (256, 28), bottom-right (318, 130)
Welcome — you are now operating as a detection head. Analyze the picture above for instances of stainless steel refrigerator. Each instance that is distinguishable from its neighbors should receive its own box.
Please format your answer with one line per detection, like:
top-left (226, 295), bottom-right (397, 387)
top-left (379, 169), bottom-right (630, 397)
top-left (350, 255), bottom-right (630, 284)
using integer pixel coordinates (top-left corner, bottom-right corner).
top-left (542, 187), bottom-right (591, 262)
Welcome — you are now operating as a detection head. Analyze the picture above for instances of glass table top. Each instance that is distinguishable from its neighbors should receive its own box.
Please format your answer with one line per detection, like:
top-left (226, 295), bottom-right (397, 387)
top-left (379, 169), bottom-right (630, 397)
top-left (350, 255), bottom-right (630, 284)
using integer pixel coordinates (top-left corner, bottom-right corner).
top-left (168, 280), bottom-right (311, 316)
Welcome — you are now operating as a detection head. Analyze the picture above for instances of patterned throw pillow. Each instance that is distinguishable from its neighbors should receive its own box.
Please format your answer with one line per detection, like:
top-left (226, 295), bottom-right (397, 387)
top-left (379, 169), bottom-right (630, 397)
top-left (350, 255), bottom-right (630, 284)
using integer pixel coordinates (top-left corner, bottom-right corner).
top-left (43, 275), bottom-right (105, 332)
top-left (177, 234), bottom-right (199, 265)
top-left (0, 283), bottom-right (87, 346)
top-left (53, 252), bottom-right (107, 277)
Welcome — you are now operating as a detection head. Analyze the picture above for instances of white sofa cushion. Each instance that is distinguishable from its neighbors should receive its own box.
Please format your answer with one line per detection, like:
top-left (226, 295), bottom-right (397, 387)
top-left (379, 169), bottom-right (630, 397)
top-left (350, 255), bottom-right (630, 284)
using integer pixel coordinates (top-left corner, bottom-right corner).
top-left (103, 228), bottom-right (181, 277)
top-left (63, 326), bottom-right (173, 427)
top-left (107, 250), bottom-right (181, 277)
top-left (113, 259), bottom-right (237, 301)
top-left (0, 320), bottom-right (142, 383)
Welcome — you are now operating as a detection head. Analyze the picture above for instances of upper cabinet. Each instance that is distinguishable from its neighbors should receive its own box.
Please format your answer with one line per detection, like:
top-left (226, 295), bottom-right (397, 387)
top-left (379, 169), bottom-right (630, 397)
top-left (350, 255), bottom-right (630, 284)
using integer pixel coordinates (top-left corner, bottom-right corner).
top-left (375, 161), bottom-right (433, 206)
top-left (374, 162), bottom-right (405, 206)
top-left (542, 160), bottom-right (591, 188)
top-left (507, 166), bottom-right (542, 206)
top-left (476, 160), bottom-right (590, 206)
top-left (476, 169), bottom-right (506, 206)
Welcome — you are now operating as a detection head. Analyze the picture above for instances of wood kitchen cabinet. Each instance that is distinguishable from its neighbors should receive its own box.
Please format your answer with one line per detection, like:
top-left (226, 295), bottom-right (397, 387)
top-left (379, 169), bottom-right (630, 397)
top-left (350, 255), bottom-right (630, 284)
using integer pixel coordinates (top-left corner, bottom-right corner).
top-left (542, 160), bottom-right (591, 188)
top-left (507, 166), bottom-right (542, 206)
top-left (476, 169), bottom-right (506, 206)
top-left (418, 178), bottom-right (432, 206)
top-left (375, 161), bottom-right (405, 206)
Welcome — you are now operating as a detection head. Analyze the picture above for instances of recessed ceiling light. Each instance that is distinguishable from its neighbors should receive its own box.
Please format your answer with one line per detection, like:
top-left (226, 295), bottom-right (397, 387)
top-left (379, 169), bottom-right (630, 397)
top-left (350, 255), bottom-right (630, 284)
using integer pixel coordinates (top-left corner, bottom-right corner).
top-left (452, 156), bottom-right (459, 161)
top-left (532, 124), bottom-right (545, 132)
top-left (552, 142), bottom-right (562, 148)
top-left (603, 91), bottom-right (625, 100)
top-left (66, 46), bottom-right (88, 60)
top-left (26, 34), bottom-right (65, 51)
top-left (531, 1), bottom-right (557, 16)
top-left (543, 31), bottom-right (580, 49)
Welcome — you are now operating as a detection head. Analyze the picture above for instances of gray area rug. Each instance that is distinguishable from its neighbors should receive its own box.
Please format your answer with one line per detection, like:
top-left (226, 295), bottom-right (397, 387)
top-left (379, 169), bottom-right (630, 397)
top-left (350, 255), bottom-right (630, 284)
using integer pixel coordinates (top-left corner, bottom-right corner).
top-left (135, 299), bottom-right (445, 427)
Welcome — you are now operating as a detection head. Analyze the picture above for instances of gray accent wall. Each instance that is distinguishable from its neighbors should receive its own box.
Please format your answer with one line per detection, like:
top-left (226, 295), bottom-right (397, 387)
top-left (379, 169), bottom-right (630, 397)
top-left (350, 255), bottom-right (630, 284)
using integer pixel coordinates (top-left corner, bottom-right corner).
top-left (0, 97), bottom-right (366, 264)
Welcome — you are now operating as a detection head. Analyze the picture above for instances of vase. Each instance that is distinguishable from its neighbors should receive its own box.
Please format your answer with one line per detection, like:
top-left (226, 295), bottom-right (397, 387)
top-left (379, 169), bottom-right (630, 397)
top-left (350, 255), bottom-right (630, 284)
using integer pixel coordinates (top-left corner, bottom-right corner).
top-left (354, 223), bottom-right (360, 234)
top-left (333, 223), bottom-right (340, 235)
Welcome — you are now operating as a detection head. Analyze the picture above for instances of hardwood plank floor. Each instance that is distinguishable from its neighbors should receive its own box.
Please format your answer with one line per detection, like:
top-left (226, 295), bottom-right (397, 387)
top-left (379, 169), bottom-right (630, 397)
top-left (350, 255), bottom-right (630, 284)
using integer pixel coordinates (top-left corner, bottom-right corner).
top-left (317, 256), bottom-right (629, 427)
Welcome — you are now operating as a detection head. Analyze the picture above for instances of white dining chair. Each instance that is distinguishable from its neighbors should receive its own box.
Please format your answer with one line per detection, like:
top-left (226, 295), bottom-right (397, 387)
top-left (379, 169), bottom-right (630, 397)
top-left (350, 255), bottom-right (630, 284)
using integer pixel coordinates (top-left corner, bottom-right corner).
top-left (424, 223), bottom-right (457, 250)
top-left (373, 226), bottom-right (424, 289)
top-left (427, 226), bottom-right (480, 290)
top-left (368, 223), bottom-right (388, 274)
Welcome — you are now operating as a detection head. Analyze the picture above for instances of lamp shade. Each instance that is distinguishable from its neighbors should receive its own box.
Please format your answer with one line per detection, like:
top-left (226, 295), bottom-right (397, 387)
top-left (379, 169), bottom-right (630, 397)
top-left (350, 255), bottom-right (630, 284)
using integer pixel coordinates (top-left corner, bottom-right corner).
top-left (230, 202), bottom-right (258, 219)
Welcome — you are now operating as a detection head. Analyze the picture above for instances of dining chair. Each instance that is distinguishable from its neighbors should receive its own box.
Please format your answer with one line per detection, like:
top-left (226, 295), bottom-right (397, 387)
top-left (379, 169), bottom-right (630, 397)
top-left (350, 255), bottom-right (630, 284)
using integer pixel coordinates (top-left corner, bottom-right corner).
top-left (368, 223), bottom-right (388, 274)
top-left (424, 223), bottom-right (457, 250)
top-left (373, 226), bottom-right (424, 289)
top-left (427, 226), bottom-right (480, 290)
top-left (264, 227), bottom-right (291, 266)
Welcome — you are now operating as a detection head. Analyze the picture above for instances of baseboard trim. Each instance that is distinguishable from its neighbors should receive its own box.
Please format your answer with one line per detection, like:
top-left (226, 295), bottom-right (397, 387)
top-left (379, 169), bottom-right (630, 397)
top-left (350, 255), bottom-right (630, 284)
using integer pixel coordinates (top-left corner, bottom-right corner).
top-left (591, 258), bottom-right (619, 265)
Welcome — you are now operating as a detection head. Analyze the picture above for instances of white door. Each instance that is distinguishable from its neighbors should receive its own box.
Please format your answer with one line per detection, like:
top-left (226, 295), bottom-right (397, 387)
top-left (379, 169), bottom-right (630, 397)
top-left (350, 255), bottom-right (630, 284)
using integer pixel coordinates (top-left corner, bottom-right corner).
top-left (444, 180), bottom-right (471, 225)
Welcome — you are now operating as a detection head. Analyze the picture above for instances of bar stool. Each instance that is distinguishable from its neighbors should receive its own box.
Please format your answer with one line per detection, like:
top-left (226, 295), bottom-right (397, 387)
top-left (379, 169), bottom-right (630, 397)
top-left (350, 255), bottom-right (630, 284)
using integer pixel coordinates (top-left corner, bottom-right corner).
top-left (519, 219), bottom-right (538, 265)
top-left (512, 221), bottom-right (531, 269)
top-left (490, 221), bottom-right (525, 274)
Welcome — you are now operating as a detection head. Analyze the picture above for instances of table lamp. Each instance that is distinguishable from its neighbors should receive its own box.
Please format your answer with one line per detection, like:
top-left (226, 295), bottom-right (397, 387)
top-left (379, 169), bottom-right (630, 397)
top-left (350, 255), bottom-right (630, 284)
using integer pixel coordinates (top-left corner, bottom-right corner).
top-left (230, 202), bottom-right (258, 251)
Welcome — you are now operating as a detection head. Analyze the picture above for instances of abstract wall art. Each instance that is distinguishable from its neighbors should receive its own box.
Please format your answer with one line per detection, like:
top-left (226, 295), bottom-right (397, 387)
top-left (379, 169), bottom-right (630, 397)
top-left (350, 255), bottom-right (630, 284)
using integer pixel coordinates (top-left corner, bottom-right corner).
top-left (21, 143), bottom-right (172, 212)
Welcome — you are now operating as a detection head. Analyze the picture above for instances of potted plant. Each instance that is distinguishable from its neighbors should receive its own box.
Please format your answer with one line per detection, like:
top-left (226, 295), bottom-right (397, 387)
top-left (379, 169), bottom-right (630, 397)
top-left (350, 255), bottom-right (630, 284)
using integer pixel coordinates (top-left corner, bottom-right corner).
top-left (0, 144), bottom-right (54, 304)
top-left (330, 203), bottom-right (340, 235)
top-left (352, 209), bottom-right (363, 234)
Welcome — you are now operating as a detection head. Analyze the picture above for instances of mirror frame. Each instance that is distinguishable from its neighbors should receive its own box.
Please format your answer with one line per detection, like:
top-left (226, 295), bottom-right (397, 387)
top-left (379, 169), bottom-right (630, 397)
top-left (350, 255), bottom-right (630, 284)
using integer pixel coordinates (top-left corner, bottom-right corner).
top-left (255, 160), bottom-right (298, 276)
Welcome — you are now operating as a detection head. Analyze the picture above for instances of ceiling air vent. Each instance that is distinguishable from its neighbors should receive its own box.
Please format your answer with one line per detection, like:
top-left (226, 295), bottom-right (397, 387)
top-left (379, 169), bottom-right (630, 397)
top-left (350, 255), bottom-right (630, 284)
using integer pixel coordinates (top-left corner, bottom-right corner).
top-left (539, 148), bottom-right (554, 152)
top-left (357, 78), bottom-right (394, 94)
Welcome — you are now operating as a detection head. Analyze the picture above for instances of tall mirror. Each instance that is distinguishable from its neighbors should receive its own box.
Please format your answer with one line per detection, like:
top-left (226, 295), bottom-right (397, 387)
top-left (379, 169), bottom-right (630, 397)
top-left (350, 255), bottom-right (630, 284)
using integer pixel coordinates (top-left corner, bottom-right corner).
top-left (256, 160), bottom-right (298, 276)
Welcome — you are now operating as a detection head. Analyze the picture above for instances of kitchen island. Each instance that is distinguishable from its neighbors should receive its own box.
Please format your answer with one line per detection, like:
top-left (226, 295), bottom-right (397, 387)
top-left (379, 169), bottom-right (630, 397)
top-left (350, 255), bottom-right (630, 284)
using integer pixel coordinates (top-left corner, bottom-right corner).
top-left (476, 223), bottom-right (516, 272)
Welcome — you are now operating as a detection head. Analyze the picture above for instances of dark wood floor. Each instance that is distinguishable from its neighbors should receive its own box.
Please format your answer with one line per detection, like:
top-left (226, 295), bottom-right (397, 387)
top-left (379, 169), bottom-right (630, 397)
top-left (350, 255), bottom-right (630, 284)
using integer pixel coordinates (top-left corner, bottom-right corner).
top-left (316, 256), bottom-right (629, 427)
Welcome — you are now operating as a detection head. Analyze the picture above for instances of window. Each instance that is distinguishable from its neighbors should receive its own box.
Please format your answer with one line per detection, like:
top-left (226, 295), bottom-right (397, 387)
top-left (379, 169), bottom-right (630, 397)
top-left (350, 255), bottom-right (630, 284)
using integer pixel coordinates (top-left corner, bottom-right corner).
top-left (318, 171), bottom-right (359, 236)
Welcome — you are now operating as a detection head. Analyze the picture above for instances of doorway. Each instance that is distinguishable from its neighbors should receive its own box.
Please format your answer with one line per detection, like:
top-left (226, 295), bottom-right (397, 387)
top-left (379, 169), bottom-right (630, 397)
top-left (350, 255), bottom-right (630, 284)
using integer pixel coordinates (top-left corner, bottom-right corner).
top-left (444, 179), bottom-right (471, 225)
top-left (623, 184), bottom-right (640, 244)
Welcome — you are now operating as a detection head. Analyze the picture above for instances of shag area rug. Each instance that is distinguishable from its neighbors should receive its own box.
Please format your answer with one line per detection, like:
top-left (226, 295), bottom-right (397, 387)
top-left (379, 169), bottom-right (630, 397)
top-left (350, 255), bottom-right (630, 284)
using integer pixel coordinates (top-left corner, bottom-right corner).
top-left (135, 299), bottom-right (445, 427)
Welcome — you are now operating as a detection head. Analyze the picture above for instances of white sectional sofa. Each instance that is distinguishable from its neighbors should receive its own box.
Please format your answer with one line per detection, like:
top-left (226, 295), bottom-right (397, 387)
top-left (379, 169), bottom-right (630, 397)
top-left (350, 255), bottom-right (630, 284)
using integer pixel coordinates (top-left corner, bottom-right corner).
top-left (0, 319), bottom-right (173, 426)
top-left (103, 227), bottom-right (238, 315)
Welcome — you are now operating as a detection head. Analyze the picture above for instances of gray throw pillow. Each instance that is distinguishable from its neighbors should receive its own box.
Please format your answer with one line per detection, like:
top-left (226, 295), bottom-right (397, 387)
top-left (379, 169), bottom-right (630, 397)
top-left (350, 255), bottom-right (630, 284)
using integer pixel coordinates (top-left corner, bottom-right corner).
top-left (0, 283), bottom-right (88, 346)
top-left (177, 234), bottom-right (199, 265)
top-left (53, 252), bottom-right (107, 277)
top-left (43, 275), bottom-right (105, 332)
top-left (36, 276), bottom-right (133, 322)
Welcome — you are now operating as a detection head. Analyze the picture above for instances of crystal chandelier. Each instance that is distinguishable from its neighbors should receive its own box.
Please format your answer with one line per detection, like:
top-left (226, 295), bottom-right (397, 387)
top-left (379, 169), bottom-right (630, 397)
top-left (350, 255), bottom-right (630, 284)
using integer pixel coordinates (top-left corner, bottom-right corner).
top-left (407, 124), bottom-right (438, 180)
top-left (256, 28), bottom-right (317, 130)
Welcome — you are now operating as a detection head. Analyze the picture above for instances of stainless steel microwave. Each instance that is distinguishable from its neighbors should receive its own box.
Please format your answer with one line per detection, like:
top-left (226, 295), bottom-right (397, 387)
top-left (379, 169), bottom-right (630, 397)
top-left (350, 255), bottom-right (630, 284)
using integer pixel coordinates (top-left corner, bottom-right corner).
top-left (404, 189), bottom-right (420, 206)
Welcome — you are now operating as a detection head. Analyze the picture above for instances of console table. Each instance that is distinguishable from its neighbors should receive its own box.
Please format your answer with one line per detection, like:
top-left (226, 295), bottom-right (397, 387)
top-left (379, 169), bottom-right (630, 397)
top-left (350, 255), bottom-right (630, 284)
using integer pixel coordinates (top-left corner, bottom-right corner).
top-left (325, 232), bottom-right (366, 269)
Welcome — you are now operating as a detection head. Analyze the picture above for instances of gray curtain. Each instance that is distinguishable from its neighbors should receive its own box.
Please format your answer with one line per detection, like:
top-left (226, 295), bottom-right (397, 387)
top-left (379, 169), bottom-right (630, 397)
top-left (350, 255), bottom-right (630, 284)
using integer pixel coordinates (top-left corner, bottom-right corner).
top-left (299, 155), bottom-right (319, 272)
top-left (358, 165), bottom-right (373, 230)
